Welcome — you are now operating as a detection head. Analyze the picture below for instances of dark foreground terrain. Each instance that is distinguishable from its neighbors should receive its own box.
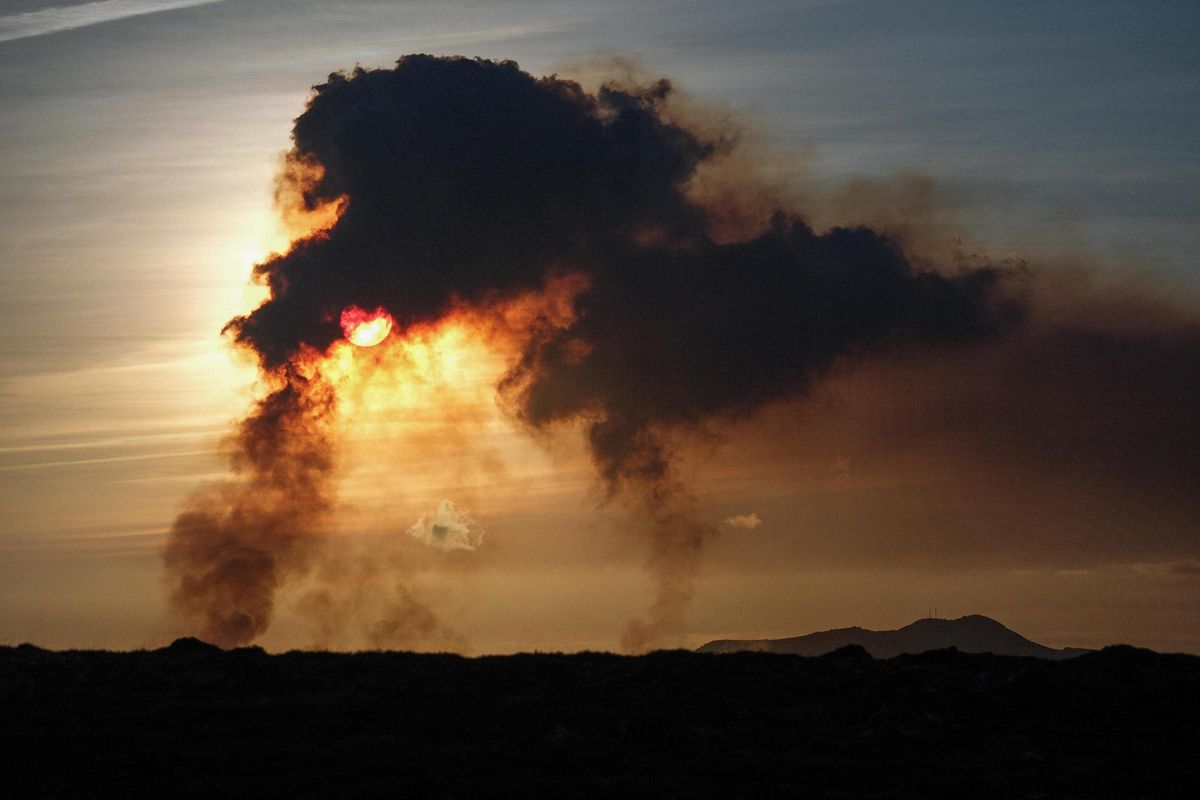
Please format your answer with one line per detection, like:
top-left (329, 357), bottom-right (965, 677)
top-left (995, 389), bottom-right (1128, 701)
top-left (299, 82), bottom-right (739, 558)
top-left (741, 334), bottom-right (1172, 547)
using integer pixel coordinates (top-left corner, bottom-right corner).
top-left (2, 640), bottom-right (1198, 798)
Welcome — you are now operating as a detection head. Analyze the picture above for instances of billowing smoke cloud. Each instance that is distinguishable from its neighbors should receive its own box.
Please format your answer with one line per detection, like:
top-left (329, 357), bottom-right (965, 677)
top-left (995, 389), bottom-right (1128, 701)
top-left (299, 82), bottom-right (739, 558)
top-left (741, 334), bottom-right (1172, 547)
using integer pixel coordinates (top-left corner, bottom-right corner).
top-left (409, 500), bottom-right (485, 552)
top-left (168, 54), bottom-right (1199, 652)
top-left (165, 54), bottom-right (1020, 650)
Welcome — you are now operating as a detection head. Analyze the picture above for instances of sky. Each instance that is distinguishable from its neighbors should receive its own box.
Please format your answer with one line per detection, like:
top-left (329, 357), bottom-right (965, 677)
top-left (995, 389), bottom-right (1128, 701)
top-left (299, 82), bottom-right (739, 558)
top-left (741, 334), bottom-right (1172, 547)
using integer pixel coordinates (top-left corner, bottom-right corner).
top-left (1, 0), bottom-right (1198, 654)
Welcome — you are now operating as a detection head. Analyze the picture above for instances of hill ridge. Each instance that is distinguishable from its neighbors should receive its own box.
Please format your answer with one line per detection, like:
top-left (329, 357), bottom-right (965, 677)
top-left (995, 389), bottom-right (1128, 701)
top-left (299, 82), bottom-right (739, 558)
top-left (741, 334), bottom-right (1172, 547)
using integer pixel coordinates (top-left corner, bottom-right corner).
top-left (697, 614), bottom-right (1089, 659)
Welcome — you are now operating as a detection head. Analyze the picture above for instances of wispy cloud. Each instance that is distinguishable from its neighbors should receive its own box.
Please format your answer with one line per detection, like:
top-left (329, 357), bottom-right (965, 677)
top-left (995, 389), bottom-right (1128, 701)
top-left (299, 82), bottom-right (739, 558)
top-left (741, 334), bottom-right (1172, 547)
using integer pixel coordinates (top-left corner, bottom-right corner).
top-left (724, 512), bottom-right (762, 530)
top-left (0, 0), bottom-right (224, 44)
top-left (408, 500), bottom-right (486, 552)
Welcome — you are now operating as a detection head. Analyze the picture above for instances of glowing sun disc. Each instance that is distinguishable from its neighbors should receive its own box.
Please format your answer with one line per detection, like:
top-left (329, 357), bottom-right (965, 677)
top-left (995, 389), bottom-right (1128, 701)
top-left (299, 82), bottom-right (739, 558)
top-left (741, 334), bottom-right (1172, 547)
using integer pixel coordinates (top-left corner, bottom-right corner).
top-left (341, 306), bottom-right (394, 347)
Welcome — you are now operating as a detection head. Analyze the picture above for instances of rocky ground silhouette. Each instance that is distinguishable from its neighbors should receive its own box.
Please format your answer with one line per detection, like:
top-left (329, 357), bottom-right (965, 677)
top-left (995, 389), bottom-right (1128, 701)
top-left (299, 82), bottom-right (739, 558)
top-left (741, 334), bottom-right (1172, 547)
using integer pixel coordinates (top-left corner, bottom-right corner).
top-left (2, 639), bottom-right (1198, 797)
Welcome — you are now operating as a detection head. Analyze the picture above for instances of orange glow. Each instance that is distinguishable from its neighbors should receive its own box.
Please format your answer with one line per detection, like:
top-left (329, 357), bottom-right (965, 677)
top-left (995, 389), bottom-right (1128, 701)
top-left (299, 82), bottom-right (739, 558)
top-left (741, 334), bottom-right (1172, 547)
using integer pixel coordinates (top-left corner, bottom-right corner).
top-left (290, 280), bottom-right (598, 579)
top-left (317, 279), bottom-right (589, 424)
top-left (275, 154), bottom-right (347, 239)
top-left (341, 306), bottom-right (394, 347)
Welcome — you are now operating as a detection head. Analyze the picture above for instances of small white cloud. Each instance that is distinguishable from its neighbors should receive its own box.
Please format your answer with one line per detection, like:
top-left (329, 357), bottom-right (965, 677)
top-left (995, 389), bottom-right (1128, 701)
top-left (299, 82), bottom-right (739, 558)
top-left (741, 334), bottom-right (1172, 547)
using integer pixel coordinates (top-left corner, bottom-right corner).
top-left (408, 500), bottom-right (484, 552)
top-left (724, 512), bottom-right (762, 530)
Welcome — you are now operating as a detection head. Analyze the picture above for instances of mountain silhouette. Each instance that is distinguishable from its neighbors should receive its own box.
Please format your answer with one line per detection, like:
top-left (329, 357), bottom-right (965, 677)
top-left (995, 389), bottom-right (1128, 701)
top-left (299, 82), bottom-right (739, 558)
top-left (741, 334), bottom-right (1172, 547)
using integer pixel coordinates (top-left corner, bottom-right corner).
top-left (697, 614), bottom-right (1090, 659)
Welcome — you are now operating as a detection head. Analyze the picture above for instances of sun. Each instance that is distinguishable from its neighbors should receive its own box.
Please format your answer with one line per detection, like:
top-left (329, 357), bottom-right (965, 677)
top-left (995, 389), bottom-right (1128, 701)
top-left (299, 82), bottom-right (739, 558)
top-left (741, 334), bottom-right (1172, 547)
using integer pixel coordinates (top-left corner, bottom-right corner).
top-left (340, 306), bottom-right (394, 347)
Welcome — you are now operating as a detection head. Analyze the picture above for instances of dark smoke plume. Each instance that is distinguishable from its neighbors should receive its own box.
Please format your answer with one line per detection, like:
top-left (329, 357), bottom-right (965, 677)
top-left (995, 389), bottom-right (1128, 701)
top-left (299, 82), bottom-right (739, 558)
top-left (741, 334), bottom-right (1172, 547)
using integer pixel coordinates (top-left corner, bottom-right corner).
top-left (164, 371), bottom-right (335, 647)
top-left (168, 55), bottom-right (1022, 649)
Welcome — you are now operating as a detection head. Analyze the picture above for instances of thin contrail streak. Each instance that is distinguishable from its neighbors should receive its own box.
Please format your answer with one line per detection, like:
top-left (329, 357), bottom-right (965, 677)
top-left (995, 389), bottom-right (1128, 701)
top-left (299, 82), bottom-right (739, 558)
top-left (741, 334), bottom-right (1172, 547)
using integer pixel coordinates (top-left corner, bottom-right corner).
top-left (0, 0), bottom-right (225, 44)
